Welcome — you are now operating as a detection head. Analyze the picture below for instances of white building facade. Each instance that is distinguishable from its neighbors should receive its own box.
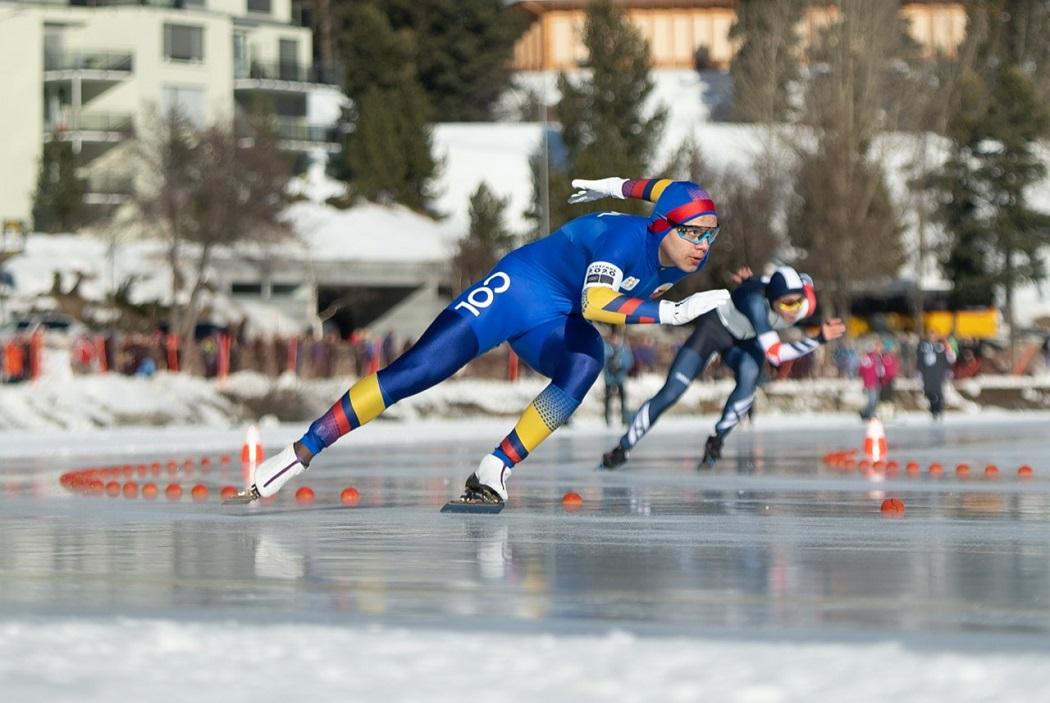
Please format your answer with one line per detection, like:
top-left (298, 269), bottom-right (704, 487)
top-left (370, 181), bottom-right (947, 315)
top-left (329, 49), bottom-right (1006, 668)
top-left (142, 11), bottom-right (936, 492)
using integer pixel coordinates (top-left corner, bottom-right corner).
top-left (0, 0), bottom-right (342, 228)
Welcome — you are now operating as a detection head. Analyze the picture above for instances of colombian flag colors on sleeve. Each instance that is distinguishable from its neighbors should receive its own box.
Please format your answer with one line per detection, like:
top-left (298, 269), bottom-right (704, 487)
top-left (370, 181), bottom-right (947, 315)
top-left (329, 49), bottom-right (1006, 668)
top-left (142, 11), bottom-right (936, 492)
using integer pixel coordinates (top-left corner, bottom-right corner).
top-left (581, 286), bottom-right (660, 325)
top-left (623, 178), bottom-right (674, 203)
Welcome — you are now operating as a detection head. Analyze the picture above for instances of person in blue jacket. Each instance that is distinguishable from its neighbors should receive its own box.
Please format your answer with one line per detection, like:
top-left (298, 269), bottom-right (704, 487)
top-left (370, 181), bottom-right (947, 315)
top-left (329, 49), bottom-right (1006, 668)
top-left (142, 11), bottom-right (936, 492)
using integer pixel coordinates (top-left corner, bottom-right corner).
top-left (603, 329), bottom-right (634, 426)
top-left (602, 265), bottom-right (845, 469)
top-left (238, 177), bottom-right (731, 507)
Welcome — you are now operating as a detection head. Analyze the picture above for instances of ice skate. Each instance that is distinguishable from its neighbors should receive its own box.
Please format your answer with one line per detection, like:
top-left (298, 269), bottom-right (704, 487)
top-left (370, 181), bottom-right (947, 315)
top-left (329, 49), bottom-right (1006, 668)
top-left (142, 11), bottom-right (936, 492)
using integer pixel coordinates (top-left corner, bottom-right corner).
top-left (600, 445), bottom-right (630, 471)
top-left (225, 444), bottom-right (308, 504)
top-left (441, 454), bottom-right (509, 514)
top-left (700, 434), bottom-right (723, 468)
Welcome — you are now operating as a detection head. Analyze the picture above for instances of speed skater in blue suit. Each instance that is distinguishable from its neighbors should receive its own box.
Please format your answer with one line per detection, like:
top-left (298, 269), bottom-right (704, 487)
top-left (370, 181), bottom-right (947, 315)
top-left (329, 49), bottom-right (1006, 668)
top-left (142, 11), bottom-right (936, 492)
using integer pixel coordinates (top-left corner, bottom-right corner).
top-left (237, 176), bottom-right (733, 508)
top-left (601, 265), bottom-right (846, 470)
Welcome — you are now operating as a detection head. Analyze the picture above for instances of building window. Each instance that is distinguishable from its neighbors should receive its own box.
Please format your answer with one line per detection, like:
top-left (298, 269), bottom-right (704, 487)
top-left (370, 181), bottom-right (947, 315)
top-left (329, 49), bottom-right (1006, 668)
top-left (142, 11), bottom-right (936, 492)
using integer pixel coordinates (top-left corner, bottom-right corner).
top-left (271, 283), bottom-right (300, 297)
top-left (161, 84), bottom-right (206, 126)
top-left (164, 23), bottom-right (203, 63)
top-left (279, 38), bottom-right (300, 80)
top-left (247, 0), bottom-right (271, 14)
top-left (231, 283), bottom-right (263, 296)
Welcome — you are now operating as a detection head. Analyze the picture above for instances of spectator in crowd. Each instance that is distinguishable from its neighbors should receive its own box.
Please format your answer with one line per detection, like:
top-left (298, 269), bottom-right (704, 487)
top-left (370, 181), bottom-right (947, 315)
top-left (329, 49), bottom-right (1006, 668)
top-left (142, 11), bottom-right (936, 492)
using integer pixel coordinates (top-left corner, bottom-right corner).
top-left (917, 330), bottom-right (955, 420)
top-left (954, 344), bottom-right (982, 379)
top-left (630, 334), bottom-right (658, 375)
top-left (73, 336), bottom-right (95, 374)
top-left (382, 330), bottom-right (399, 367)
top-left (602, 329), bottom-right (634, 427)
top-left (859, 337), bottom-right (884, 420)
top-left (833, 339), bottom-right (859, 379)
top-left (878, 336), bottom-right (900, 419)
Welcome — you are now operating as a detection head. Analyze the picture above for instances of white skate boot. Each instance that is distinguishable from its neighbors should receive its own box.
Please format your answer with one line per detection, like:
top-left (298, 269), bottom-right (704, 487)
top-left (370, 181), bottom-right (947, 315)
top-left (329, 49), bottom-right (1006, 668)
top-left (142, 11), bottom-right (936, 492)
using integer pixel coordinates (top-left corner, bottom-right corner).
top-left (225, 444), bottom-right (308, 503)
top-left (441, 454), bottom-right (510, 513)
top-left (468, 453), bottom-right (510, 503)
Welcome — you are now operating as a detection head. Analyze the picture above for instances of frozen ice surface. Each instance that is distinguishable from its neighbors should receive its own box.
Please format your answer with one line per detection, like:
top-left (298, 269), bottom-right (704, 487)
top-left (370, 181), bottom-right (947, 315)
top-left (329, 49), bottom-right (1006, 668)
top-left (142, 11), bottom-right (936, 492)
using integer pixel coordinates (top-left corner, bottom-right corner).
top-left (2, 413), bottom-right (1050, 701)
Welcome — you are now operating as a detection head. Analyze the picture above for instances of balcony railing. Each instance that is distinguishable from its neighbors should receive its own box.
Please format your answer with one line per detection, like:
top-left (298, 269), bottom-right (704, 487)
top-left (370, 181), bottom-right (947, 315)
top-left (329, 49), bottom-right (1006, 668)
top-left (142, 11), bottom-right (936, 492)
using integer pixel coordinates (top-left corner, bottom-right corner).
top-left (44, 51), bottom-right (133, 73)
top-left (235, 60), bottom-right (339, 86)
top-left (46, 112), bottom-right (134, 135)
top-left (274, 119), bottom-right (338, 144)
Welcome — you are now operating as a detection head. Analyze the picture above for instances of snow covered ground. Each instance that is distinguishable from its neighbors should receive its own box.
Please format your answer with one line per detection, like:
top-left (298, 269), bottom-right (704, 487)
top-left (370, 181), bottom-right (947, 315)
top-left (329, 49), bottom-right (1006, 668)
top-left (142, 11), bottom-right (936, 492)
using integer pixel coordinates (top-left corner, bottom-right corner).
top-left (2, 414), bottom-right (1050, 701)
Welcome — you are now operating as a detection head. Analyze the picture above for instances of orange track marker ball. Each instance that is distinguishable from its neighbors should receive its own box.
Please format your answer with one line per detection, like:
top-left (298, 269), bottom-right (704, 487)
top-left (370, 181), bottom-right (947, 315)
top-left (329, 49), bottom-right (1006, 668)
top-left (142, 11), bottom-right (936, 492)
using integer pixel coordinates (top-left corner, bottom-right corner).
top-left (885, 460), bottom-right (900, 474)
top-left (191, 484), bottom-right (209, 502)
top-left (561, 491), bottom-right (583, 508)
top-left (141, 482), bottom-right (159, 500)
top-left (122, 481), bottom-right (138, 499)
top-left (295, 486), bottom-right (316, 504)
top-left (928, 463), bottom-right (944, 476)
top-left (164, 483), bottom-right (182, 501)
top-left (905, 461), bottom-right (920, 476)
top-left (220, 485), bottom-right (239, 501)
top-left (1018, 465), bottom-right (1034, 478)
top-left (956, 463), bottom-right (970, 477)
top-left (106, 480), bottom-right (121, 497)
top-left (340, 487), bottom-right (360, 506)
top-left (984, 464), bottom-right (999, 478)
top-left (880, 497), bottom-right (906, 515)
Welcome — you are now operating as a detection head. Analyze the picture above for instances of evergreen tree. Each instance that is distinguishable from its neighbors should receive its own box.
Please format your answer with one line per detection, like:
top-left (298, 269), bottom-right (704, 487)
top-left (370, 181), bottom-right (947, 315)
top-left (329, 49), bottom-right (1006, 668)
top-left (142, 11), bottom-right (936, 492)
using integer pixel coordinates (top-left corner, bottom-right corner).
top-left (345, 83), bottom-right (437, 211)
top-left (32, 141), bottom-right (87, 233)
top-left (785, 0), bottom-right (908, 316)
top-left (335, 2), bottom-right (438, 211)
top-left (936, 16), bottom-right (1050, 349)
top-left (452, 183), bottom-right (516, 293)
top-left (381, 0), bottom-right (527, 121)
top-left (335, 2), bottom-right (415, 102)
top-left (728, 0), bottom-right (805, 123)
top-left (527, 0), bottom-right (666, 237)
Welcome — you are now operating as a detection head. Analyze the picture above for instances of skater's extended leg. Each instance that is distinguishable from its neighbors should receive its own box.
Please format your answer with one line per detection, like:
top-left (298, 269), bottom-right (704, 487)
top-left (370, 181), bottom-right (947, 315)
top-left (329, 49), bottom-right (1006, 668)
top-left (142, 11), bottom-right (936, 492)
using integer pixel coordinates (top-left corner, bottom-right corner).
top-left (300, 310), bottom-right (479, 457)
top-left (703, 343), bottom-right (763, 466)
top-left (602, 311), bottom-right (731, 469)
top-left (464, 316), bottom-right (603, 503)
top-left (621, 346), bottom-right (702, 451)
top-left (250, 311), bottom-right (480, 498)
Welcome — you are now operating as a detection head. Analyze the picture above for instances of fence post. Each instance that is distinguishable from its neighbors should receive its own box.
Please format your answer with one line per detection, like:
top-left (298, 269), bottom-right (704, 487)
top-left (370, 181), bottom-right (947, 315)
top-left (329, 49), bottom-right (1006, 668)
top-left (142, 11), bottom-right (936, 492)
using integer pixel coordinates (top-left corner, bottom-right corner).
top-left (94, 334), bottom-right (108, 373)
top-left (30, 330), bottom-right (43, 380)
top-left (507, 347), bottom-right (519, 382)
top-left (218, 333), bottom-right (230, 380)
top-left (166, 333), bottom-right (179, 372)
top-left (287, 335), bottom-right (299, 374)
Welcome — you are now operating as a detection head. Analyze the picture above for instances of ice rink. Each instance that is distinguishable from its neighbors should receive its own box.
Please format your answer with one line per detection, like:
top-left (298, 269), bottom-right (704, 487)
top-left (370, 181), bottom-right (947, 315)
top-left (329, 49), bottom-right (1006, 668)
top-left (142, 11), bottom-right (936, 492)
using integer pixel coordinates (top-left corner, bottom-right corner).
top-left (2, 413), bottom-right (1050, 701)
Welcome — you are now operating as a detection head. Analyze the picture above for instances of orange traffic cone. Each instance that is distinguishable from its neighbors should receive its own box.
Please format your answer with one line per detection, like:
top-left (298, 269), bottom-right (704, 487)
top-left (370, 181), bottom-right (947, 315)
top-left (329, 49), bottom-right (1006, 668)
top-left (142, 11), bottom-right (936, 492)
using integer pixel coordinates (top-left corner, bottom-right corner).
top-left (863, 418), bottom-right (888, 462)
top-left (240, 425), bottom-right (265, 465)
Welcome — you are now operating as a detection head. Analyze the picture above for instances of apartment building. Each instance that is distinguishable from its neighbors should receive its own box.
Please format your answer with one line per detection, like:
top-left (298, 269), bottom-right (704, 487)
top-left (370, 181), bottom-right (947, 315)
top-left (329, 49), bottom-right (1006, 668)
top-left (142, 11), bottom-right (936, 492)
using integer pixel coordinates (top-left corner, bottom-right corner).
top-left (509, 1), bottom-right (967, 72)
top-left (0, 0), bottom-right (343, 229)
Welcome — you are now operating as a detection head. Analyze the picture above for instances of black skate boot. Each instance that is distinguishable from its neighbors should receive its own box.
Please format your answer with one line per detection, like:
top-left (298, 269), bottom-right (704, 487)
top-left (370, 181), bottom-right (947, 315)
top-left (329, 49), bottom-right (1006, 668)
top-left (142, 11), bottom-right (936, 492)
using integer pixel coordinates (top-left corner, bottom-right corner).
top-left (600, 445), bottom-right (630, 471)
top-left (700, 434), bottom-right (723, 468)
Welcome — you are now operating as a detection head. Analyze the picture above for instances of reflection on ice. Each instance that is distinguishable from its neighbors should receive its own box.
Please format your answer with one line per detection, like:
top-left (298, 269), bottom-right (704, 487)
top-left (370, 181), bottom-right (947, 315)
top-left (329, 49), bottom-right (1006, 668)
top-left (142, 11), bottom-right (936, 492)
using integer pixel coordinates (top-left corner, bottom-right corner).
top-left (0, 416), bottom-right (1049, 639)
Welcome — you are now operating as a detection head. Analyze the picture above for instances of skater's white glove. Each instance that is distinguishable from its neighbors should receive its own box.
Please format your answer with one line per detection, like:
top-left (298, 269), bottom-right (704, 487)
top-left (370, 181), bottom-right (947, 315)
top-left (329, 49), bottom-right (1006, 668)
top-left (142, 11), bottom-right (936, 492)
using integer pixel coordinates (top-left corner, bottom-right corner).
top-left (568, 177), bottom-right (627, 204)
top-left (659, 289), bottom-right (731, 325)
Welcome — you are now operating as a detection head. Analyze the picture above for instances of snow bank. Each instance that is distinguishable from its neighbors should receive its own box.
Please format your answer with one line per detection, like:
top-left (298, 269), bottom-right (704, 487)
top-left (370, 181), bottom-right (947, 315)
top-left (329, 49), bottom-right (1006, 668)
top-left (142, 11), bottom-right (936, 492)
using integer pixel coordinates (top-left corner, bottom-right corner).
top-left (1, 618), bottom-right (1046, 703)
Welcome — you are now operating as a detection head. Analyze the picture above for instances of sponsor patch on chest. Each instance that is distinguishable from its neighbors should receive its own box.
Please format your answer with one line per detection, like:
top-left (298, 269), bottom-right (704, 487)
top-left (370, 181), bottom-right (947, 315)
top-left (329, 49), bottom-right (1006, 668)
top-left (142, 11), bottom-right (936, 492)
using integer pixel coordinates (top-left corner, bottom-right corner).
top-left (621, 276), bottom-right (639, 291)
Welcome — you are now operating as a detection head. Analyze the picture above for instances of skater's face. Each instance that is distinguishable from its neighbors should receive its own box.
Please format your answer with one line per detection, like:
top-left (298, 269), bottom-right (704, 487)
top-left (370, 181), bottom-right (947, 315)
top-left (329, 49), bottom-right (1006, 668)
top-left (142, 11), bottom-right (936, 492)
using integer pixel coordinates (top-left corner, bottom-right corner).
top-left (659, 214), bottom-right (717, 271)
top-left (774, 294), bottom-right (805, 322)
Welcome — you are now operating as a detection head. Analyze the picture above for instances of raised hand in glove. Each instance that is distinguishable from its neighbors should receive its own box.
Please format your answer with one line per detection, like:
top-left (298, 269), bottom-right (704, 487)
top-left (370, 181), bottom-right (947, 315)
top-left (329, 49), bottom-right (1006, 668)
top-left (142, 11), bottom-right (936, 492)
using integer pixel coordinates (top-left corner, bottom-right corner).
top-left (658, 289), bottom-right (731, 325)
top-left (567, 177), bottom-right (627, 204)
